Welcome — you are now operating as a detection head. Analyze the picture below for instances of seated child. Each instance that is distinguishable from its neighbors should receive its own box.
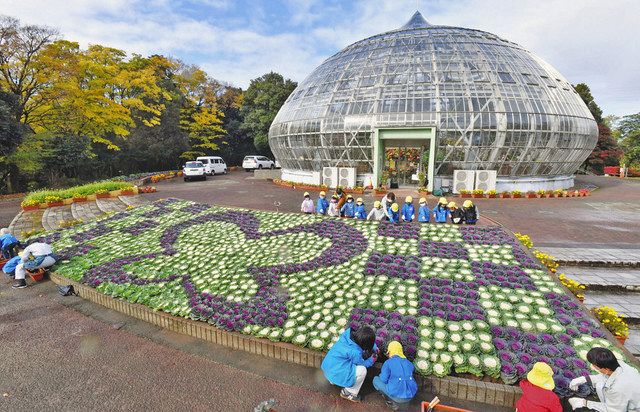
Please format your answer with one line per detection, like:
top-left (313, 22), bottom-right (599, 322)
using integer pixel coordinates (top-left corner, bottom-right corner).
top-left (367, 201), bottom-right (386, 221)
top-left (354, 198), bottom-right (367, 219)
top-left (462, 200), bottom-right (479, 225)
top-left (321, 326), bottom-right (378, 403)
top-left (389, 203), bottom-right (400, 223)
top-left (401, 196), bottom-right (415, 222)
top-left (341, 194), bottom-right (356, 218)
top-left (449, 202), bottom-right (464, 224)
top-left (433, 197), bottom-right (450, 223)
top-left (373, 341), bottom-right (418, 410)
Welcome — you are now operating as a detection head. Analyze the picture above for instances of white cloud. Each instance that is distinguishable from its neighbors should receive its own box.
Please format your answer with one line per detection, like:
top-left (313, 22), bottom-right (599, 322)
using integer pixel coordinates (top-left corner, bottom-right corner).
top-left (0, 0), bottom-right (637, 115)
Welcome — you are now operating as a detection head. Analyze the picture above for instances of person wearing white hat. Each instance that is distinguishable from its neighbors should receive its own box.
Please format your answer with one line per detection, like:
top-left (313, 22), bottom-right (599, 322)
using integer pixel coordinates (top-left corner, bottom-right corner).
top-left (300, 192), bottom-right (314, 214)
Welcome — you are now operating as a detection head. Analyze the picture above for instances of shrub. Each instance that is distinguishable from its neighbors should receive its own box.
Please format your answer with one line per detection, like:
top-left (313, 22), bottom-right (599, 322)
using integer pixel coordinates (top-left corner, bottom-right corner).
top-left (592, 306), bottom-right (629, 338)
top-left (21, 181), bottom-right (134, 206)
top-left (514, 233), bottom-right (533, 249)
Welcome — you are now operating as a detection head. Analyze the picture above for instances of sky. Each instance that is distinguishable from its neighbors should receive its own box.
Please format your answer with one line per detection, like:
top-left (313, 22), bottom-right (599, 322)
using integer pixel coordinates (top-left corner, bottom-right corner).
top-left (1, 0), bottom-right (638, 116)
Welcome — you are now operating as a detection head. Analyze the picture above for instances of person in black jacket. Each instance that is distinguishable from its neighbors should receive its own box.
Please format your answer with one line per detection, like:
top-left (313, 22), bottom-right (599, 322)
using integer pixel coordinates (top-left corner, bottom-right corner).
top-left (462, 200), bottom-right (479, 225)
top-left (448, 202), bottom-right (464, 224)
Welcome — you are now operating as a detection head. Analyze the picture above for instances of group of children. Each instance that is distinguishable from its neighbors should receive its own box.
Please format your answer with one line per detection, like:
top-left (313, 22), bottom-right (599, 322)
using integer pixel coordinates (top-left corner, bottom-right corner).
top-left (301, 191), bottom-right (479, 225)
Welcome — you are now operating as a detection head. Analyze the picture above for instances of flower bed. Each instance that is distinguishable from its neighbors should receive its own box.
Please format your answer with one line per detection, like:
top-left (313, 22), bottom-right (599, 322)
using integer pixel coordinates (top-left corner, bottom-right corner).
top-left (40, 199), bottom-right (632, 398)
top-left (21, 181), bottom-right (135, 210)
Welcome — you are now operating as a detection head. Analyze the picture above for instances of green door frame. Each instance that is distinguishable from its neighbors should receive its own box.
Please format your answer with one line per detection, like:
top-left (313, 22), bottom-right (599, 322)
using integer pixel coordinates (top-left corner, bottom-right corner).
top-left (373, 127), bottom-right (437, 192)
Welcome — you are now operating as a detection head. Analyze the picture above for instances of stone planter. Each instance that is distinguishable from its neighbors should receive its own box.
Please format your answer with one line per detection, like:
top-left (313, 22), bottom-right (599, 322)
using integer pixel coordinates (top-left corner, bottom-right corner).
top-left (63, 198), bottom-right (73, 205)
top-left (109, 190), bottom-right (122, 197)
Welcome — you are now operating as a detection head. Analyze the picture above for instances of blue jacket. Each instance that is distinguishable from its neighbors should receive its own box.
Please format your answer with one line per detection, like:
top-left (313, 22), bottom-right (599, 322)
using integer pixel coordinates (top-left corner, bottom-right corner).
top-left (2, 256), bottom-right (21, 274)
top-left (401, 203), bottom-right (415, 222)
top-left (389, 210), bottom-right (400, 223)
top-left (354, 204), bottom-right (367, 219)
top-left (321, 329), bottom-right (376, 388)
top-left (0, 233), bottom-right (19, 249)
top-left (341, 201), bottom-right (356, 217)
top-left (378, 356), bottom-right (418, 400)
top-left (316, 197), bottom-right (329, 214)
top-left (418, 205), bottom-right (430, 222)
top-left (433, 205), bottom-right (450, 223)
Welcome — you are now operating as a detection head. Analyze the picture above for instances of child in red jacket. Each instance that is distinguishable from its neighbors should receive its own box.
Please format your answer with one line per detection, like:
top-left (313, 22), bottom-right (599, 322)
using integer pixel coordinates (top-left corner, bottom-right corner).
top-left (516, 362), bottom-right (562, 412)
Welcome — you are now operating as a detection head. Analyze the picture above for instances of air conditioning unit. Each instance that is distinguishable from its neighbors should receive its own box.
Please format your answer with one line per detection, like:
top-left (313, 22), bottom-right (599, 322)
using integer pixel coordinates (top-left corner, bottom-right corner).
top-left (338, 167), bottom-right (357, 188)
top-left (452, 170), bottom-right (475, 194)
top-left (475, 170), bottom-right (497, 192)
top-left (322, 167), bottom-right (339, 188)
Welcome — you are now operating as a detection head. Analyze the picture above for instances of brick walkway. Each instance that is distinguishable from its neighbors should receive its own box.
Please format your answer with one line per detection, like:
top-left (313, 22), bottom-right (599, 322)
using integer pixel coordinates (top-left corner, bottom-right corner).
top-left (561, 267), bottom-right (640, 289)
top-left (540, 247), bottom-right (640, 265)
top-left (583, 291), bottom-right (640, 321)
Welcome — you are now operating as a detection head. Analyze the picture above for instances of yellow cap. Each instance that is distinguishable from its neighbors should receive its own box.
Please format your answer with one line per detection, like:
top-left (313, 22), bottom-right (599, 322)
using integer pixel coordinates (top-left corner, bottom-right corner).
top-left (304, 192), bottom-right (310, 197)
top-left (405, 196), bottom-right (413, 203)
top-left (319, 191), bottom-right (326, 196)
top-left (332, 194), bottom-right (338, 199)
top-left (419, 197), bottom-right (427, 204)
top-left (386, 341), bottom-right (406, 359)
top-left (391, 203), bottom-right (399, 212)
top-left (356, 197), bottom-right (363, 204)
top-left (439, 197), bottom-right (447, 205)
top-left (527, 362), bottom-right (555, 390)
top-left (346, 194), bottom-right (353, 199)
top-left (463, 200), bottom-right (473, 208)
top-left (374, 200), bottom-right (381, 208)
top-left (448, 201), bottom-right (457, 209)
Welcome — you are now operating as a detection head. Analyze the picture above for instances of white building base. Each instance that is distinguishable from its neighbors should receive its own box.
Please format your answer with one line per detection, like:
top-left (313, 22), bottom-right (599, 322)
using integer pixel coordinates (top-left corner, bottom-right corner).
top-left (281, 169), bottom-right (321, 186)
top-left (495, 175), bottom-right (575, 193)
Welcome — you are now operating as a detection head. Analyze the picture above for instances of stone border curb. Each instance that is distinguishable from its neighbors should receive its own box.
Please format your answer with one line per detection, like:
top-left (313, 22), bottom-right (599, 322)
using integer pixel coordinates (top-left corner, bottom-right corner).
top-left (558, 260), bottom-right (640, 269)
top-left (50, 273), bottom-right (523, 408)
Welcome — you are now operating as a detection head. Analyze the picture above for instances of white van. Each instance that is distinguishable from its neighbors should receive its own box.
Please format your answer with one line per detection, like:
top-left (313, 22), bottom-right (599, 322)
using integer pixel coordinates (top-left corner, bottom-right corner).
top-left (196, 156), bottom-right (228, 175)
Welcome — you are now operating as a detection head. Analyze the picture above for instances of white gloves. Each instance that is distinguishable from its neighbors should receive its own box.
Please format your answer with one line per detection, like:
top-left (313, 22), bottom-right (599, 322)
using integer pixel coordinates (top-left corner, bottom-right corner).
top-left (569, 376), bottom-right (587, 391)
top-left (568, 398), bottom-right (587, 410)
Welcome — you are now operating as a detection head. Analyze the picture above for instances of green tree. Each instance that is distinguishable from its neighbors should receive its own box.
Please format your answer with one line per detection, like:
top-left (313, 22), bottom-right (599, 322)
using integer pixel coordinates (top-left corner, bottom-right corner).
top-left (574, 83), bottom-right (603, 123)
top-left (619, 113), bottom-right (640, 168)
top-left (0, 89), bottom-right (25, 192)
top-left (241, 72), bottom-right (296, 156)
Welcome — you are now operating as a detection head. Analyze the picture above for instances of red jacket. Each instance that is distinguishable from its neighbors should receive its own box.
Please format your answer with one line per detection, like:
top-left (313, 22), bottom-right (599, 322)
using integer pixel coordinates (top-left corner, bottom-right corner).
top-left (516, 380), bottom-right (562, 412)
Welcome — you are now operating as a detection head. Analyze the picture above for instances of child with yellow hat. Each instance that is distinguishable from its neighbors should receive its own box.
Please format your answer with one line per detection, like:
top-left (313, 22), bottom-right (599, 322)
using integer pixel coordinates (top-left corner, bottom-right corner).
top-left (401, 196), bottom-right (415, 222)
top-left (389, 203), bottom-right (400, 223)
top-left (462, 199), bottom-right (479, 225)
top-left (340, 194), bottom-right (356, 218)
top-left (515, 362), bottom-right (562, 412)
top-left (300, 192), bottom-right (314, 214)
top-left (417, 197), bottom-right (430, 223)
top-left (367, 200), bottom-right (385, 221)
top-left (448, 201), bottom-right (464, 224)
top-left (328, 194), bottom-right (340, 217)
top-left (354, 197), bottom-right (367, 219)
top-left (433, 197), bottom-right (450, 223)
top-left (373, 341), bottom-right (418, 409)
top-left (316, 191), bottom-right (329, 215)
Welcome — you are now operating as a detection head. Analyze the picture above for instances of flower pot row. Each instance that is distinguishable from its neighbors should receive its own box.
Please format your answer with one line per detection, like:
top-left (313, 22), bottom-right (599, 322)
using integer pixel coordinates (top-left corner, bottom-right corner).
top-left (22, 188), bottom-right (137, 211)
top-left (458, 190), bottom-right (590, 199)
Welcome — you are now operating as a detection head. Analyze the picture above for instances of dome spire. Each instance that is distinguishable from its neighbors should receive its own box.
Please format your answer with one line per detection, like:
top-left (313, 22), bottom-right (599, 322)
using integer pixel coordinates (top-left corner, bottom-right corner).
top-left (401, 10), bottom-right (431, 30)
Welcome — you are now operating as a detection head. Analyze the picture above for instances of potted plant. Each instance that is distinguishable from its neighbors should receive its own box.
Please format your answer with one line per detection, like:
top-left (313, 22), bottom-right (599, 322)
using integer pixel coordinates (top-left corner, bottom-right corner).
top-left (544, 190), bottom-right (553, 198)
top-left (472, 189), bottom-right (485, 198)
top-left (121, 186), bottom-right (135, 196)
top-left (558, 274), bottom-right (586, 302)
top-left (579, 189), bottom-right (590, 197)
top-left (487, 189), bottom-right (497, 198)
top-left (45, 195), bottom-right (63, 207)
top-left (553, 189), bottom-right (563, 198)
top-left (417, 186), bottom-right (429, 194)
top-left (592, 306), bottom-right (629, 345)
top-left (499, 192), bottom-right (510, 198)
top-left (536, 189), bottom-right (546, 198)
top-left (511, 190), bottom-right (522, 198)
top-left (21, 199), bottom-right (40, 211)
top-left (525, 191), bottom-right (536, 198)
top-left (95, 189), bottom-right (110, 199)
top-left (72, 192), bottom-right (87, 203)
top-left (459, 190), bottom-right (472, 198)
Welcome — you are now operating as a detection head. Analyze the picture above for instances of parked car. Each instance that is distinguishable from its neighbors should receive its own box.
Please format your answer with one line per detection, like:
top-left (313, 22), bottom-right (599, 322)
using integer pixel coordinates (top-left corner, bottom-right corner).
top-left (196, 156), bottom-right (228, 175)
top-left (183, 161), bottom-right (206, 181)
top-left (242, 155), bottom-right (275, 171)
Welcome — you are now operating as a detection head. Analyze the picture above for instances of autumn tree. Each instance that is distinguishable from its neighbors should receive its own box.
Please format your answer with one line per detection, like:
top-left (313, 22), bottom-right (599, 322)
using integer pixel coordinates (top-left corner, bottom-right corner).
top-left (175, 64), bottom-right (225, 159)
top-left (241, 72), bottom-right (296, 156)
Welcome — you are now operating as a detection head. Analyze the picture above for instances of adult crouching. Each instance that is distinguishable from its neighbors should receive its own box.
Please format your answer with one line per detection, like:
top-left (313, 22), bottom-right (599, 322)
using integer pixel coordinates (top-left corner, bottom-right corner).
top-left (12, 242), bottom-right (58, 289)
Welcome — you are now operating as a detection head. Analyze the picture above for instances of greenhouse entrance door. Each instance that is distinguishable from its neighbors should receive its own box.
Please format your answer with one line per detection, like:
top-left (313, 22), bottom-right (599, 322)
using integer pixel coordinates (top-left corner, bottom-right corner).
top-left (374, 128), bottom-right (436, 191)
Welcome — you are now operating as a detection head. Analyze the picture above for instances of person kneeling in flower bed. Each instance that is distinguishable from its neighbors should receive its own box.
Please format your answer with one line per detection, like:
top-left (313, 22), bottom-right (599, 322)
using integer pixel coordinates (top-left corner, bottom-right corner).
top-left (12, 241), bottom-right (58, 289)
top-left (321, 326), bottom-right (378, 403)
top-left (567, 347), bottom-right (640, 411)
top-left (368, 201), bottom-right (386, 221)
top-left (373, 341), bottom-right (417, 410)
top-left (515, 362), bottom-right (562, 412)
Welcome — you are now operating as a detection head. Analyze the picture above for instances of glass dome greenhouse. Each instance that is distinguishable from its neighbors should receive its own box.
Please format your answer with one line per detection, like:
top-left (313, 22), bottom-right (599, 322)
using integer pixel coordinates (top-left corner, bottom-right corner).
top-left (268, 12), bottom-right (598, 192)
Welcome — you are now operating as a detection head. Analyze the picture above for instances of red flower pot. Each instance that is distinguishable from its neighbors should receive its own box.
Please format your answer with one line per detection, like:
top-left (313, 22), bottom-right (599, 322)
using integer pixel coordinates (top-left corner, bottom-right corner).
top-left (472, 194), bottom-right (484, 198)
top-left (22, 205), bottom-right (40, 211)
top-left (121, 190), bottom-right (134, 196)
top-left (526, 193), bottom-right (536, 198)
top-left (73, 197), bottom-right (87, 203)
top-left (460, 193), bottom-right (472, 198)
top-left (47, 201), bottom-right (63, 207)
top-left (96, 193), bottom-right (110, 199)
top-left (27, 268), bottom-right (46, 282)
top-left (615, 335), bottom-right (627, 346)
top-left (487, 194), bottom-right (497, 198)
top-left (511, 194), bottom-right (522, 198)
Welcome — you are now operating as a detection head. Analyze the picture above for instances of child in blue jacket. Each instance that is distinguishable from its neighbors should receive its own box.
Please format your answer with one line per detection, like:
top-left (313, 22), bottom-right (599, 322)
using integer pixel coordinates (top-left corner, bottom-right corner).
top-left (321, 327), bottom-right (378, 402)
top-left (401, 196), bottom-right (415, 222)
top-left (354, 198), bottom-right (367, 219)
top-left (316, 191), bottom-right (330, 215)
top-left (373, 341), bottom-right (418, 409)
top-left (340, 194), bottom-right (356, 218)
top-left (418, 197), bottom-right (430, 223)
top-left (433, 197), bottom-right (450, 223)
top-left (0, 228), bottom-right (20, 258)
top-left (389, 203), bottom-right (400, 223)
